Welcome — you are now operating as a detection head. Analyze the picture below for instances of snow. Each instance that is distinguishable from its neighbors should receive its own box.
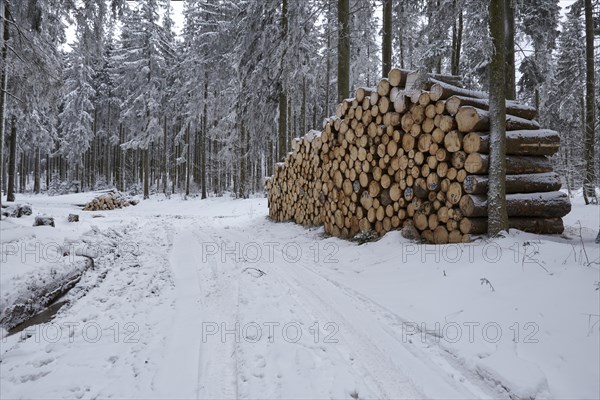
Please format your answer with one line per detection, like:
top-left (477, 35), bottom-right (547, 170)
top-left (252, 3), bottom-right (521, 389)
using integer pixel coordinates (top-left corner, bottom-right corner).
top-left (1, 192), bottom-right (598, 399)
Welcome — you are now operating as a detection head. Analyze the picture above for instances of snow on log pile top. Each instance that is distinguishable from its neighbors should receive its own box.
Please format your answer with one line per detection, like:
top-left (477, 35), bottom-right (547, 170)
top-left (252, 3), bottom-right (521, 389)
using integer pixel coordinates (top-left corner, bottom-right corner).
top-left (265, 68), bottom-right (570, 243)
top-left (83, 189), bottom-right (139, 211)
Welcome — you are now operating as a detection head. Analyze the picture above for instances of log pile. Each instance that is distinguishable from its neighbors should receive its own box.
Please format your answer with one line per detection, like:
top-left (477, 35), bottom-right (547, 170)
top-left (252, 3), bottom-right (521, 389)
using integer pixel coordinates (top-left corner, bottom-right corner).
top-left (265, 69), bottom-right (570, 243)
top-left (83, 190), bottom-right (139, 211)
top-left (265, 130), bottom-right (323, 226)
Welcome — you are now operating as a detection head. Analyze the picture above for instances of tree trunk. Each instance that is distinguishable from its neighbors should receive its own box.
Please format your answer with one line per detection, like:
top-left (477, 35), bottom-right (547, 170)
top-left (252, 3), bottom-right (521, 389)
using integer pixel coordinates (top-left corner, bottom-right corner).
top-left (277, 0), bottom-right (289, 162)
top-left (202, 79), bottom-right (208, 199)
top-left (185, 125), bottom-right (191, 196)
top-left (487, 0), bottom-right (508, 235)
top-left (162, 116), bottom-right (168, 194)
top-left (278, 90), bottom-right (287, 161)
top-left (0, 1), bottom-right (8, 206)
top-left (6, 115), bottom-right (16, 202)
top-left (301, 76), bottom-right (306, 135)
top-left (324, 0), bottom-right (332, 118)
top-left (115, 123), bottom-right (122, 191)
top-left (583, 0), bottom-right (597, 204)
top-left (143, 148), bottom-right (149, 199)
top-left (45, 154), bottom-right (50, 191)
top-left (451, 0), bottom-right (463, 76)
top-left (382, 0), bottom-right (392, 78)
top-left (19, 152), bottom-right (24, 193)
top-left (504, 0), bottom-right (516, 100)
top-left (337, 0), bottom-right (350, 103)
top-left (239, 122), bottom-right (246, 198)
top-left (34, 147), bottom-right (40, 194)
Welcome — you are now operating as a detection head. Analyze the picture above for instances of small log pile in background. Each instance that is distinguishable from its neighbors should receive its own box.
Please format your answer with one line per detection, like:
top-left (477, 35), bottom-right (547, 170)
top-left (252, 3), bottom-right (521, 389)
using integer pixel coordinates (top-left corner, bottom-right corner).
top-left (265, 69), bottom-right (571, 244)
top-left (83, 190), bottom-right (139, 211)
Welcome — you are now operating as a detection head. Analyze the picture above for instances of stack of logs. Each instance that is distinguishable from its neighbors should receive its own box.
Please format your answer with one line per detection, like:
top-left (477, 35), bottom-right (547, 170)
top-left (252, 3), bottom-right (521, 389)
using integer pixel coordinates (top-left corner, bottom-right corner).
top-left (83, 190), bottom-right (139, 211)
top-left (265, 69), bottom-right (571, 244)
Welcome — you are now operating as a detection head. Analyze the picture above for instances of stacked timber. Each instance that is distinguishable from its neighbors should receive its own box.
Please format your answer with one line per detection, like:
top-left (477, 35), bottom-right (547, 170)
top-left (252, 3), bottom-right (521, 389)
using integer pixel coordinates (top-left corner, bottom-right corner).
top-left (265, 68), bottom-right (570, 243)
top-left (265, 130), bottom-right (323, 226)
top-left (83, 190), bottom-right (139, 211)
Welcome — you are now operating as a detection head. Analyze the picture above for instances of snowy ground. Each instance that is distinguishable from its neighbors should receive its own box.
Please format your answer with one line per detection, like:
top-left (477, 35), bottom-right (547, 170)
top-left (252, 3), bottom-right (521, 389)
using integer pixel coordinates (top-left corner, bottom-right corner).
top-left (1, 191), bottom-right (598, 399)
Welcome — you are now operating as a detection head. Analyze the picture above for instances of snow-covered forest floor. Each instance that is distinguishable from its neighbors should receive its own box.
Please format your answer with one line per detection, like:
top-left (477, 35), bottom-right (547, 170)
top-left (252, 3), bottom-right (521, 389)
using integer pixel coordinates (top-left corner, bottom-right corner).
top-left (1, 192), bottom-right (598, 399)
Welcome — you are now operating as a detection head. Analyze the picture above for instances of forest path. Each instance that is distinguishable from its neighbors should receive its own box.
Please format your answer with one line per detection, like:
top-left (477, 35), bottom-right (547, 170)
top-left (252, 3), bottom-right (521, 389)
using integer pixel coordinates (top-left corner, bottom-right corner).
top-left (174, 209), bottom-right (505, 399)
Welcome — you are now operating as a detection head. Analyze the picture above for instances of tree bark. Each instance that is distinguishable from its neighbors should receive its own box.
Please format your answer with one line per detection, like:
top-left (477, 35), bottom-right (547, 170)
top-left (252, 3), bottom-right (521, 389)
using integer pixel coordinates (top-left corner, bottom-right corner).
top-left (45, 154), bottom-right (50, 191)
top-left (504, 0), bottom-right (516, 100)
top-left (34, 147), bottom-right (40, 194)
top-left (337, 0), bottom-right (350, 103)
top-left (278, 0), bottom-right (289, 162)
top-left (162, 116), bottom-right (168, 194)
top-left (451, 0), bottom-right (463, 76)
top-left (487, 0), bottom-right (508, 235)
top-left (324, 0), bottom-right (332, 118)
top-left (382, 0), bottom-right (392, 78)
top-left (0, 1), bottom-right (8, 206)
top-left (185, 125), bottom-right (191, 196)
top-left (201, 80), bottom-right (208, 199)
top-left (239, 121), bottom-right (246, 198)
top-left (583, 0), bottom-right (597, 204)
top-left (6, 115), bottom-right (16, 202)
top-left (143, 148), bottom-right (149, 199)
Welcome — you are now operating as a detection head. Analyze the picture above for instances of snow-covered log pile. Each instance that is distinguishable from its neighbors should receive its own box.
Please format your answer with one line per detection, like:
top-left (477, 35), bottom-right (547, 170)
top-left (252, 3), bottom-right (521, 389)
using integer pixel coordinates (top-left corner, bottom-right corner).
top-left (265, 69), bottom-right (570, 243)
top-left (265, 130), bottom-right (324, 226)
top-left (83, 190), bottom-right (139, 211)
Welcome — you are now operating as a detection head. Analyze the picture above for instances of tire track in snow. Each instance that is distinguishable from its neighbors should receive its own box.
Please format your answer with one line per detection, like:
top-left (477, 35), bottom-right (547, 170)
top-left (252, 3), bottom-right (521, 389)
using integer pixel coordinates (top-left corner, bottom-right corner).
top-left (204, 219), bottom-right (423, 398)
top-left (224, 220), bottom-right (506, 399)
top-left (191, 220), bottom-right (240, 400)
top-left (195, 215), bottom-right (386, 398)
top-left (152, 224), bottom-right (205, 399)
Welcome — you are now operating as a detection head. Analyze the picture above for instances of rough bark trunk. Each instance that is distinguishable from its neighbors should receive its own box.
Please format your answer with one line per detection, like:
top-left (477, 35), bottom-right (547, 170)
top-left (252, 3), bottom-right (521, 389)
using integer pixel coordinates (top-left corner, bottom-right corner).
top-left (6, 116), bottom-right (16, 201)
top-left (162, 116), bottom-right (168, 194)
top-left (185, 126), bottom-right (191, 196)
top-left (202, 79), bottom-right (208, 199)
top-left (0, 1), bottom-right (8, 205)
top-left (583, 0), bottom-right (597, 204)
top-left (239, 122), bottom-right (246, 198)
top-left (34, 147), bottom-right (40, 194)
top-left (504, 0), bottom-right (516, 100)
top-left (451, 0), bottom-right (463, 76)
top-left (278, 0), bottom-right (289, 162)
top-left (337, 0), bottom-right (350, 103)
top-left (45, 154), bottom-right (50, 191)
top-left (487, 0), bottom-right (508, 235)
top-left (382, 0), bottom-right (392, 78)
top-left (325, 0), bottom-right (331, 118)
top-left (143, 148), bottom-right (149, 199)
